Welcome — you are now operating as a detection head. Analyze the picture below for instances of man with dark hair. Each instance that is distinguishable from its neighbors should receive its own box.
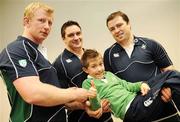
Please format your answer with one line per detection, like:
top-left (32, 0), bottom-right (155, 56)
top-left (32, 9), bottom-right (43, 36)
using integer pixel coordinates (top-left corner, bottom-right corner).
top-left (53, 20), bottom-right (113, 122)
top-left (104, 10), bottom-right (177, 121)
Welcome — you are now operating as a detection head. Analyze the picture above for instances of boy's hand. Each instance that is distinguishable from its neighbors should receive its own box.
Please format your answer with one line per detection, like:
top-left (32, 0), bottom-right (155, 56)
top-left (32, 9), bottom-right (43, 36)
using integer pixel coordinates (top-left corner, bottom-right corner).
top-left (85, 80), bottom-right (103, 118)
top-left (141, 82), bottom-right (150, 96)
top-left (85, 101), bottom-right (103, 119)
top-left (89, 80), bottom-right (97, 98)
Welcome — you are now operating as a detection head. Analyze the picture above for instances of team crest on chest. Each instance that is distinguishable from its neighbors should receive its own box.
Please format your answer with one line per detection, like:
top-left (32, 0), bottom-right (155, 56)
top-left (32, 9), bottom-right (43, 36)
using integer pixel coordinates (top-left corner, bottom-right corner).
top-left (18, 59), bottom-right (27, 68)
top-left (66, 59), bottom-right (72, 63)
top-left (141, 44), bottom-right (146, 49)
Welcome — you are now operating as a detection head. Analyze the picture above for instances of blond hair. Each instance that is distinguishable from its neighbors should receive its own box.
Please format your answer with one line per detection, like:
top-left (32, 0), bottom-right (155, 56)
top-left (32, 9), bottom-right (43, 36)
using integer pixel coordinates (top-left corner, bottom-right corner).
top-left (24, 2), bottom-right (54, 19)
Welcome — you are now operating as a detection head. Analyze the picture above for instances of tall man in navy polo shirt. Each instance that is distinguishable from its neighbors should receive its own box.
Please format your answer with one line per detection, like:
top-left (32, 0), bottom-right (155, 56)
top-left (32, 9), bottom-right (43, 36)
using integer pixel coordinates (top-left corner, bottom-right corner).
top-left (104, 11), bottom-right (176, 121)
top-left (0, 2), bottom-right (94, 122)
top-left (53, 20), bottom-right (113, 122)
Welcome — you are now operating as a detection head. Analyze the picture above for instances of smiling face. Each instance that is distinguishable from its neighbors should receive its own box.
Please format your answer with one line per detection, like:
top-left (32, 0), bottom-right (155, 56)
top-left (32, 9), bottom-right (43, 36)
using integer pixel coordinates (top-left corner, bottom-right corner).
top-left (63, 25), bottom-right (83, 51)
top-left (24, 8), bottom-right (53, 44)
top-left (83, 55), bottom-right (105, 79)
top-left (107, 16), bottom-right (131, 44)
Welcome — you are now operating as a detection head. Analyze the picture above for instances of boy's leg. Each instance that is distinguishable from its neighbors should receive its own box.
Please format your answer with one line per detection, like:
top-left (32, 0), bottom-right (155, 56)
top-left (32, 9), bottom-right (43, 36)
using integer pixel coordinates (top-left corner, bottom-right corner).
top-left (124, 76), bottom-right (180, 122)
top-left (149, 76), bottom-right (180, 121)
top-left (152, 99), bottom-right (180, 122)
top-left (124, 92), bottom-right (166, 122)
top-left (146, 71), bottom-right (180, 121)
top-left (124, 71), bottom-right (180, 122)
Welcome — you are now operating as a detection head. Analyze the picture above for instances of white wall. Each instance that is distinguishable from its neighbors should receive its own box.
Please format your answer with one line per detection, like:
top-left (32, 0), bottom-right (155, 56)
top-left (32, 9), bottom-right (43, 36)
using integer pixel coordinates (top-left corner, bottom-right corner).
top-left (0, 0), bottom-right (180, 122)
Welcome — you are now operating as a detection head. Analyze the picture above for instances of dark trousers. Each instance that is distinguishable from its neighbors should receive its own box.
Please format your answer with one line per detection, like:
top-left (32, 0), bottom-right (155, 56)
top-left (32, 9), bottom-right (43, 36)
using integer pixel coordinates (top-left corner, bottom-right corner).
top-left (68, 109), bottom-right (113, 122)
top-left (124, 71), bottom-right (180, 122)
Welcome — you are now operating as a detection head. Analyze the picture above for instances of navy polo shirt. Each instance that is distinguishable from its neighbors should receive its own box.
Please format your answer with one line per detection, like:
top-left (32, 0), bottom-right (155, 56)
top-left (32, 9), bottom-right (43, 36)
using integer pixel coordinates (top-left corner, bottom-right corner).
top-left (53, 49), bottom-right (87, 88)
top-left (0, 36), bottom-right (66, 122)
top-left (104, 36), bottom-right (173, 83)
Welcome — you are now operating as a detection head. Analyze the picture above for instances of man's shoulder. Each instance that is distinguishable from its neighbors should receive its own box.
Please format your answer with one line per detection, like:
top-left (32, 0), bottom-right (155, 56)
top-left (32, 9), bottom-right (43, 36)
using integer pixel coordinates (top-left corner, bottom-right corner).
top-left (53, 53), bottom-right (64, 67)
top-left (6, 39), bottom-right (30, 56)
top-left (7, 37), bottom-right (23, 48)
top-left (104, 43), bottom-right (117, 54)
top-left (53, 49), bottom-right (68, 62)
top-left (7, 36), bottom-right (39, 52)
top-left (136, 36), bottom-right (157, 44)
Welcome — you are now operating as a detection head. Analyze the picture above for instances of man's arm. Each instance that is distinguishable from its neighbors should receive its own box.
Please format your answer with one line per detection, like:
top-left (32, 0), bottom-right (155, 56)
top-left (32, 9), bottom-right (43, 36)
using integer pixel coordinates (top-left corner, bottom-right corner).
top-left (13, 76), bottom-right (94, 106)
top-left (160, 65), bottom-right (174, 72)
top-left (65, 101), bottom-right (87, 110)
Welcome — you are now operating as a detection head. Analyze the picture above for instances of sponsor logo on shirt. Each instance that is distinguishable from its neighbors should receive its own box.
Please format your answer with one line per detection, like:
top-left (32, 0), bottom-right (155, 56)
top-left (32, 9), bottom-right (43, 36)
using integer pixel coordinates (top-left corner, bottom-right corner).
top-left (66, 59), bottom-right (72, 63)
top-left (144, 97), bottom-right (153, 107)
top-left (113, 53), bottom-right (120, 57)
top-left (18, 59), bottom-right (27, 68)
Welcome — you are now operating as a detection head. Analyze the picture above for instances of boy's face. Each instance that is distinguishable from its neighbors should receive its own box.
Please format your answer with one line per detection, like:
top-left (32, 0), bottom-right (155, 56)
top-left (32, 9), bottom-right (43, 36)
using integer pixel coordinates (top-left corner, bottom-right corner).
top-left (83, 56), bottom-right (105, 79)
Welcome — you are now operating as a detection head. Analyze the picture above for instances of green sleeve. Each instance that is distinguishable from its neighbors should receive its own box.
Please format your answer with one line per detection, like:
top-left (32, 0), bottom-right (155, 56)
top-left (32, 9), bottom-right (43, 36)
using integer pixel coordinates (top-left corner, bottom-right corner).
top-left (108, 72), bottom-right (141, 92)
top-left (82, 79), bottom-right (91, 90)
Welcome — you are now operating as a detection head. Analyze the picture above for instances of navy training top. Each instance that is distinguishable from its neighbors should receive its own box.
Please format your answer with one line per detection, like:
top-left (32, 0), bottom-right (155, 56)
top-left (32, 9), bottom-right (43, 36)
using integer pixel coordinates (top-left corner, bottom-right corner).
top-left (104, 36), bottom-right (173, 82)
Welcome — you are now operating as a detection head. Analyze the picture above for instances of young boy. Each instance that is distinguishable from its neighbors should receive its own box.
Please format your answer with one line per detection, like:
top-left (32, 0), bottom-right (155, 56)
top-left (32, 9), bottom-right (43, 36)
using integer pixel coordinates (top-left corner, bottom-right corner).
top-left (82, 49), bottom-right (180, 122)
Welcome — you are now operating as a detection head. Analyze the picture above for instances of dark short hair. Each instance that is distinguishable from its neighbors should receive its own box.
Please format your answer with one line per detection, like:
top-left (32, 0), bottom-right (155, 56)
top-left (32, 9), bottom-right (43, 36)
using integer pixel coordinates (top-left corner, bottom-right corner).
top-left (106, 11), bottom-right (129, 27)
top-left (61, 20), bottom-right (81, 39)
top-left (81, 49), bottom-right (100, 68)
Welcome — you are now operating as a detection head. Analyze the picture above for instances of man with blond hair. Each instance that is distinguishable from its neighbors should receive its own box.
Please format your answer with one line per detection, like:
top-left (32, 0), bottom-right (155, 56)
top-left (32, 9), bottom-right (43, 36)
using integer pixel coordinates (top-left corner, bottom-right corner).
top-left (0, 2), bottom-right (94, 122)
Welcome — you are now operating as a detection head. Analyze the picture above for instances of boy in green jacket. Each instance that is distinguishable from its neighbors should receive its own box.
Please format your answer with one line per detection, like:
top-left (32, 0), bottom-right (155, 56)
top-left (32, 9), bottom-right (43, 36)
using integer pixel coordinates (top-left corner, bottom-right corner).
top-left (82, 49), bottom-right (180, 122)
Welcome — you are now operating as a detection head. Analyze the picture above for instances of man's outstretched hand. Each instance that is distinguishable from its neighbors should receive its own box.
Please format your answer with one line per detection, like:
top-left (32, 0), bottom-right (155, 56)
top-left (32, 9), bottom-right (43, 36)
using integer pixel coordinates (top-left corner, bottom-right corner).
top-left (161, 87), bottom-right (171, 102)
